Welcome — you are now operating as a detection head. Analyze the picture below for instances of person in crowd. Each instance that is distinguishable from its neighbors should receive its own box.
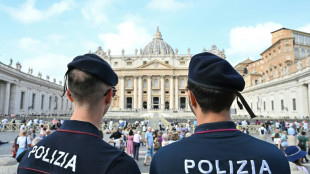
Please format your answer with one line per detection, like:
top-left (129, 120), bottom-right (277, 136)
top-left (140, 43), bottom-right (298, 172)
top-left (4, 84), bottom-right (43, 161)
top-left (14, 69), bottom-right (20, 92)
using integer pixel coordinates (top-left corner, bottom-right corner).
top-left (279, 131), bottom-right (288, 152)
top-left (16, 137), bottom-right (43, 162)
top-left (144, 126), bottom-right (154, 166)
top-left (126, 130), bottom-right (134, 157)
top-left (42, 129), bottom-right (51, 138)
top-left (153, 137), bottom-right (161, 152)
top-left (16, 130), bottom-right (31, 159)
top-left (288, 125), bottom-right (296, 135)
top-left (18, 54), bottom-right (140, 173)
top-left (168, 132), bottom-right (179, 144)
top-left (133, 131), bottom-right (142, 161)
top-left (19, 123), bottom-right (25, 131)
top-left (157, 132), bottom-right (163, 147)
top-left (285, 146), bottom-right (309, 174)
top-left (150, 52), bottom-right (289, 173)
top-left (270, 128), bottom-right (282, 142)
top-left (297, 131), bottom-right (309, 163)
top-left (161, 133), bottom-right (169, 147)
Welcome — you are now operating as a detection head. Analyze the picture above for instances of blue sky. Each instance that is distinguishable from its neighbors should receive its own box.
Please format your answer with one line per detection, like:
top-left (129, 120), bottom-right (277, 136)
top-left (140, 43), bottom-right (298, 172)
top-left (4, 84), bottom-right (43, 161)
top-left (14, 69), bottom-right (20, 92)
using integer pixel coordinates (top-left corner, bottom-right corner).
top-left (0, 0), bottom-right (310, 82)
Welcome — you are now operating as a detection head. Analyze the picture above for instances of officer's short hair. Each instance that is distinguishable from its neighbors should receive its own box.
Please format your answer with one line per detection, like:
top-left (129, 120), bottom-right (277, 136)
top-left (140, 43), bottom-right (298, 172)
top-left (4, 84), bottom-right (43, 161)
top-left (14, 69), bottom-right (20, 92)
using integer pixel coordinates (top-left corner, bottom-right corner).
top-left (68, 69), bottom-right (110, 105)
top-left (187, 81), bottom-right (235, 113)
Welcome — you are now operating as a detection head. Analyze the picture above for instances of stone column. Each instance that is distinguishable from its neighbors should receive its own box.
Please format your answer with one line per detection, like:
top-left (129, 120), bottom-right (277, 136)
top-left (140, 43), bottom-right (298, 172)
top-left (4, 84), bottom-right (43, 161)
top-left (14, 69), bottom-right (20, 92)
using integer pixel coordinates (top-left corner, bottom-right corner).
top-left (4, 82), bottom-right (11, 115)
top-left (175, 76), bottom-right (179, 110)
top-left (147, 76), bottom-right (152, 110)
top-left (133, 76), bottom-right (137, 109)
top-left (170, 76), bottom-right (174, 110)
top-left (308, 84), bottom-right (310, 117)
top-left (120, 76), bottom-right (125, 110)
top-left (138, 76), bottom-right (143, 109)
top-left (161, 76), bottom-right (165, 110)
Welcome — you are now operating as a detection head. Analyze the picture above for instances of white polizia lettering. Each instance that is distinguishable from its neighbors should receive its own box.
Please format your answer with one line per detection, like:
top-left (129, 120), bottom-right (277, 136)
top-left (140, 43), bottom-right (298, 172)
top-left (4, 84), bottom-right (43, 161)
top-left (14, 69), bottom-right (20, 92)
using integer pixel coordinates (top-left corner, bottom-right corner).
top-left (216, 160), bottom-right (226, 174)
top-left (237, 160), bottom-right (248, 174)
top-left (259, 160), bottom-right (271, 174)
top-left (198, 160), bottom-right (212, 173)
top-left (28, 146), bottom-right (77, 173)
top-left (185, 159), bottom-right (195, 173)
top-left (183, 159), bottom-right (271, 174)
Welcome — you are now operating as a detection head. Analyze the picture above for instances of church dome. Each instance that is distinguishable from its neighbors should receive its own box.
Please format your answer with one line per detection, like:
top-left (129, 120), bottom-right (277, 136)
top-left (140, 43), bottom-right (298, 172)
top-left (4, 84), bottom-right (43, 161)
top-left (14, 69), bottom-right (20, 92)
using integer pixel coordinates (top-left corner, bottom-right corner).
top-left (142, 27), bottom-right (174, 55)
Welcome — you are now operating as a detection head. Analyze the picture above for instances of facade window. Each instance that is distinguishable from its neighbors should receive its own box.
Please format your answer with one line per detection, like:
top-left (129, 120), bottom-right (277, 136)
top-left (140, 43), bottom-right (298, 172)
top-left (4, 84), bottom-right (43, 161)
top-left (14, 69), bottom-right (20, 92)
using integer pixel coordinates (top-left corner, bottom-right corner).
top-left (143, 61), bottom-right (147, 65)
top-left (114, 62), bottom-right (118, 67)
top-left (127, 79), bottom-right (132, 87)
top-left (61, 99), bottom-right (64, 110)
top-left (165, 79), bottom-right (169, 88)
top-left (293, 98), bottom-right (296, 111)
top-left (263, 101), bottom-right (266, 110)
top-left (66, 100), bottom-right (68, 110)
top-left (180, 79), bottom-right (185, 87)
top-left (295, 48), bottom-right (300, 58)
top-left (165, 61), bottom-right (169, 64)
top-left (20, 92), bottom-right (25, 109)
top-left (180, 61), bottom-right (185, 65)
top-left (127, 61), bottom-right (132, 66)
top-left (143, 80), bottom-right (147, 88)
top-left (153, 79), bottom-right (159, 87)
top-left (306, 36), bottom-right (310, 45)
top-left (281, 100), bottom-right (284, 110)
top-left (41, 95), bottom-right (44, 109)
top-left (271, 100), bottom-right (274, 110)
top-left (32, 94), bottom-right (36, 109)
top-left (301, 48), bottom-right (306, 58)
top-left (49, 96), bottom-right (52, 110)
top-left (285, 46), bottom-right (290, 52)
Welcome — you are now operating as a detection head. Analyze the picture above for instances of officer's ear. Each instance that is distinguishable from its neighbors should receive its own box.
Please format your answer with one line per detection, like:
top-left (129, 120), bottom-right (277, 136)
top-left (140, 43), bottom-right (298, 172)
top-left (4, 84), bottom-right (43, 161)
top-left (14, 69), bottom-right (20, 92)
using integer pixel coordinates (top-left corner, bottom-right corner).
top-left (104, 88), bottom-right (113, 105)
top-left (188, 90), bottom-right (197, 107)
top-left (66, 90), bottom-right (74, 102)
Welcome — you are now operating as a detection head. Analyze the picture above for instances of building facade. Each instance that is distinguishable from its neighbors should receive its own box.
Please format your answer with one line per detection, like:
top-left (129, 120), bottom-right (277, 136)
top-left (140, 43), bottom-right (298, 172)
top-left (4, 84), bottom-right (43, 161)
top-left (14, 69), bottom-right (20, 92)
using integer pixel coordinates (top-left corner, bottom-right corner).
top-left (93, 27), bottom-right (226, 111)
top-left (0, 60), bottom-right (72, 116)
top-left (234, 28), bottom-right (310, 118)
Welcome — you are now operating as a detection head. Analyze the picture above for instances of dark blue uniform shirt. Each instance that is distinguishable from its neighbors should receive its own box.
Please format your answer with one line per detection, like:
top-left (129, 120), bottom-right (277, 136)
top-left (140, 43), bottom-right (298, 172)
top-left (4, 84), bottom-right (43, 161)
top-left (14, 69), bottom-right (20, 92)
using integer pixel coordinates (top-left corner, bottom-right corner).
top-left (18, 120), bottom-right (140, 174)
top-left (150, 121), bottom-right (290, 174)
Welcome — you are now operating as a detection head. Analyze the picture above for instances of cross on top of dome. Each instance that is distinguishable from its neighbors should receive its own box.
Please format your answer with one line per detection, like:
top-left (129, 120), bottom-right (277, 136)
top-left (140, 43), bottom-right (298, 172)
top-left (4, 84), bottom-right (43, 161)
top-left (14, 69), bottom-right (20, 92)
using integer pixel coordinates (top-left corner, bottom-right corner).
top-left (153, 26), bottom-right (163, 40)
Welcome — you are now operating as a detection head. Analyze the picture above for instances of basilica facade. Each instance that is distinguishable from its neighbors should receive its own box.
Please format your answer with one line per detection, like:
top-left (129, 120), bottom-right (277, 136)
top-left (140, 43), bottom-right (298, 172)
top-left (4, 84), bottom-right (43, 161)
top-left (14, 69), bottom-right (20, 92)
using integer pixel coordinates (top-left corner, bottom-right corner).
top-left (93, 27), bottom-right (226, 111)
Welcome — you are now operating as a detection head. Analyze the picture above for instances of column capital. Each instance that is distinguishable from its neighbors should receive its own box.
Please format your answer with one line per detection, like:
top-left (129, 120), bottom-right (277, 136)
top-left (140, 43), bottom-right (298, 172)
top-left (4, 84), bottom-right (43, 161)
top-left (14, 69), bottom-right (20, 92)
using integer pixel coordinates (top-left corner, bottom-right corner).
top-left (138, 76), bottom-right (143, 79)
top-left (160, 75), bottom-right (165, 79)
top-left (119, 76), bottom-right (125, 79)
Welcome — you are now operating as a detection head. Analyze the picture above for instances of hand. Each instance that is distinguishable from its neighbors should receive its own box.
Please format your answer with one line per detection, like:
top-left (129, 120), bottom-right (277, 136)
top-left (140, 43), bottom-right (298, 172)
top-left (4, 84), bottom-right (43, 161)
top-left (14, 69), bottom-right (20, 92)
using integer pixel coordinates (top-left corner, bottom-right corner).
top-left (147, 145), bottom-right (150, 149)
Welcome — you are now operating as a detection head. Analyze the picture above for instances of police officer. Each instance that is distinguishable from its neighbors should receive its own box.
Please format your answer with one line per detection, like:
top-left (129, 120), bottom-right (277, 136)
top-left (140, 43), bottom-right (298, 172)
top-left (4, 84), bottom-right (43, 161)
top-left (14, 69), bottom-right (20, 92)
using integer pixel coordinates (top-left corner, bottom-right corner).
top-left (18, 54), bottom-right (140, 173)
top-left (150, 52), bottom-right (290, 174)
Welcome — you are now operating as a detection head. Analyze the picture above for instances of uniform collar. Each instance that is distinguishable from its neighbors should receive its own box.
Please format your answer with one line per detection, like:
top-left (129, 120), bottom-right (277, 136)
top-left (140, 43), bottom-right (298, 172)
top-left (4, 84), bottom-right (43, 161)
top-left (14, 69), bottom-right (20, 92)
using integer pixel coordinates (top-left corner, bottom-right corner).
top-left (194, 121), bottom-right (237, 133)
top-left (58, 120), bottom-right (101, 138)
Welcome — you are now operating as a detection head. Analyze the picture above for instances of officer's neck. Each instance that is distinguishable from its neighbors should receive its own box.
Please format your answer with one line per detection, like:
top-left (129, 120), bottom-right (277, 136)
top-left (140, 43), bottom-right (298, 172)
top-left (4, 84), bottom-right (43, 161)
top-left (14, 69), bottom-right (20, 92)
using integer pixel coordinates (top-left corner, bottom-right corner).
top-left (70, 104), bottom-right (104, 130)
top-left (196, 109), bottom-right (231, 126)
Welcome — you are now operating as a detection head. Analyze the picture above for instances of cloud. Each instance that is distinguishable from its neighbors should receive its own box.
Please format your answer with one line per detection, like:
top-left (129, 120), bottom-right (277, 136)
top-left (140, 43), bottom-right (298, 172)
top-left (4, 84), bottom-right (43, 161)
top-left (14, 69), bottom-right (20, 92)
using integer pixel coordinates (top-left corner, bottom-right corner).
top-left (226, 22), bottom-right (283, 65)
top-left (18, 37), bottom-right (47, 53)
top-left (81, 0), bottom-right (113, 25)
top-left (22, 53), bottom-right (71, 83)
top-left (47, 34), bottom-right (65, 44)
top-left (298, 24), bottom-right (310, 33)
top-left (1, 0), bottom-right (74, 24)
top-left (147, 0), bottom-right (190, 11)
top-left (98, 22), bottom-right (152, 54)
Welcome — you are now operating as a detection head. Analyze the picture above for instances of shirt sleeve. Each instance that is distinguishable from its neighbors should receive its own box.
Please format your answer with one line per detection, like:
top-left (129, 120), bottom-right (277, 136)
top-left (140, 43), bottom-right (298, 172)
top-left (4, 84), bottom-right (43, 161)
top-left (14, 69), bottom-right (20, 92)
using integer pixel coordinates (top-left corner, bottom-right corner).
top-left (107, 153), bottom-right (141, 174)
top-left (27, 136), bottom-right (31, 145)
top-left (150, 153), bottom-right (159, 174)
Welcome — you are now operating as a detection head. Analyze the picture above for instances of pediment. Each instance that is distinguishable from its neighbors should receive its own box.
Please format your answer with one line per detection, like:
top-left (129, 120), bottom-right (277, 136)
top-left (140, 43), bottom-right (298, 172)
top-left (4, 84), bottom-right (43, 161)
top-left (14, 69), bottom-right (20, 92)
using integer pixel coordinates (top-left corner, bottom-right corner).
top-left (137, 60), bottom-right (175, 69)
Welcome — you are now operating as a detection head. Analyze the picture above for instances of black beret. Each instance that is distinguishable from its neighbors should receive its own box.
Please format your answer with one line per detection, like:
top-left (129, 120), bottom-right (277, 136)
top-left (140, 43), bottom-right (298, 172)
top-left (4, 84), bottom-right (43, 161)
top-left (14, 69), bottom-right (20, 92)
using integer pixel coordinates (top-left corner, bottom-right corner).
top-left (188, 52), bottom-right (244, 92)
top-left (67, 54), bottom-right (118, 86)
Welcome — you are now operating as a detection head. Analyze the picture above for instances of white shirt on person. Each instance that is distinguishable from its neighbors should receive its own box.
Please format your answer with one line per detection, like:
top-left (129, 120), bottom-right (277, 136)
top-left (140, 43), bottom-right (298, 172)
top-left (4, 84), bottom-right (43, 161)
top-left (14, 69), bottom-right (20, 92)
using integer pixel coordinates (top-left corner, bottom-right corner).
top-left (17, 136), bottom-right (31, 148)
top-left (20, 124), bottom-right (25, 131)
top-left (133, 134), bottom-right (142, 143)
